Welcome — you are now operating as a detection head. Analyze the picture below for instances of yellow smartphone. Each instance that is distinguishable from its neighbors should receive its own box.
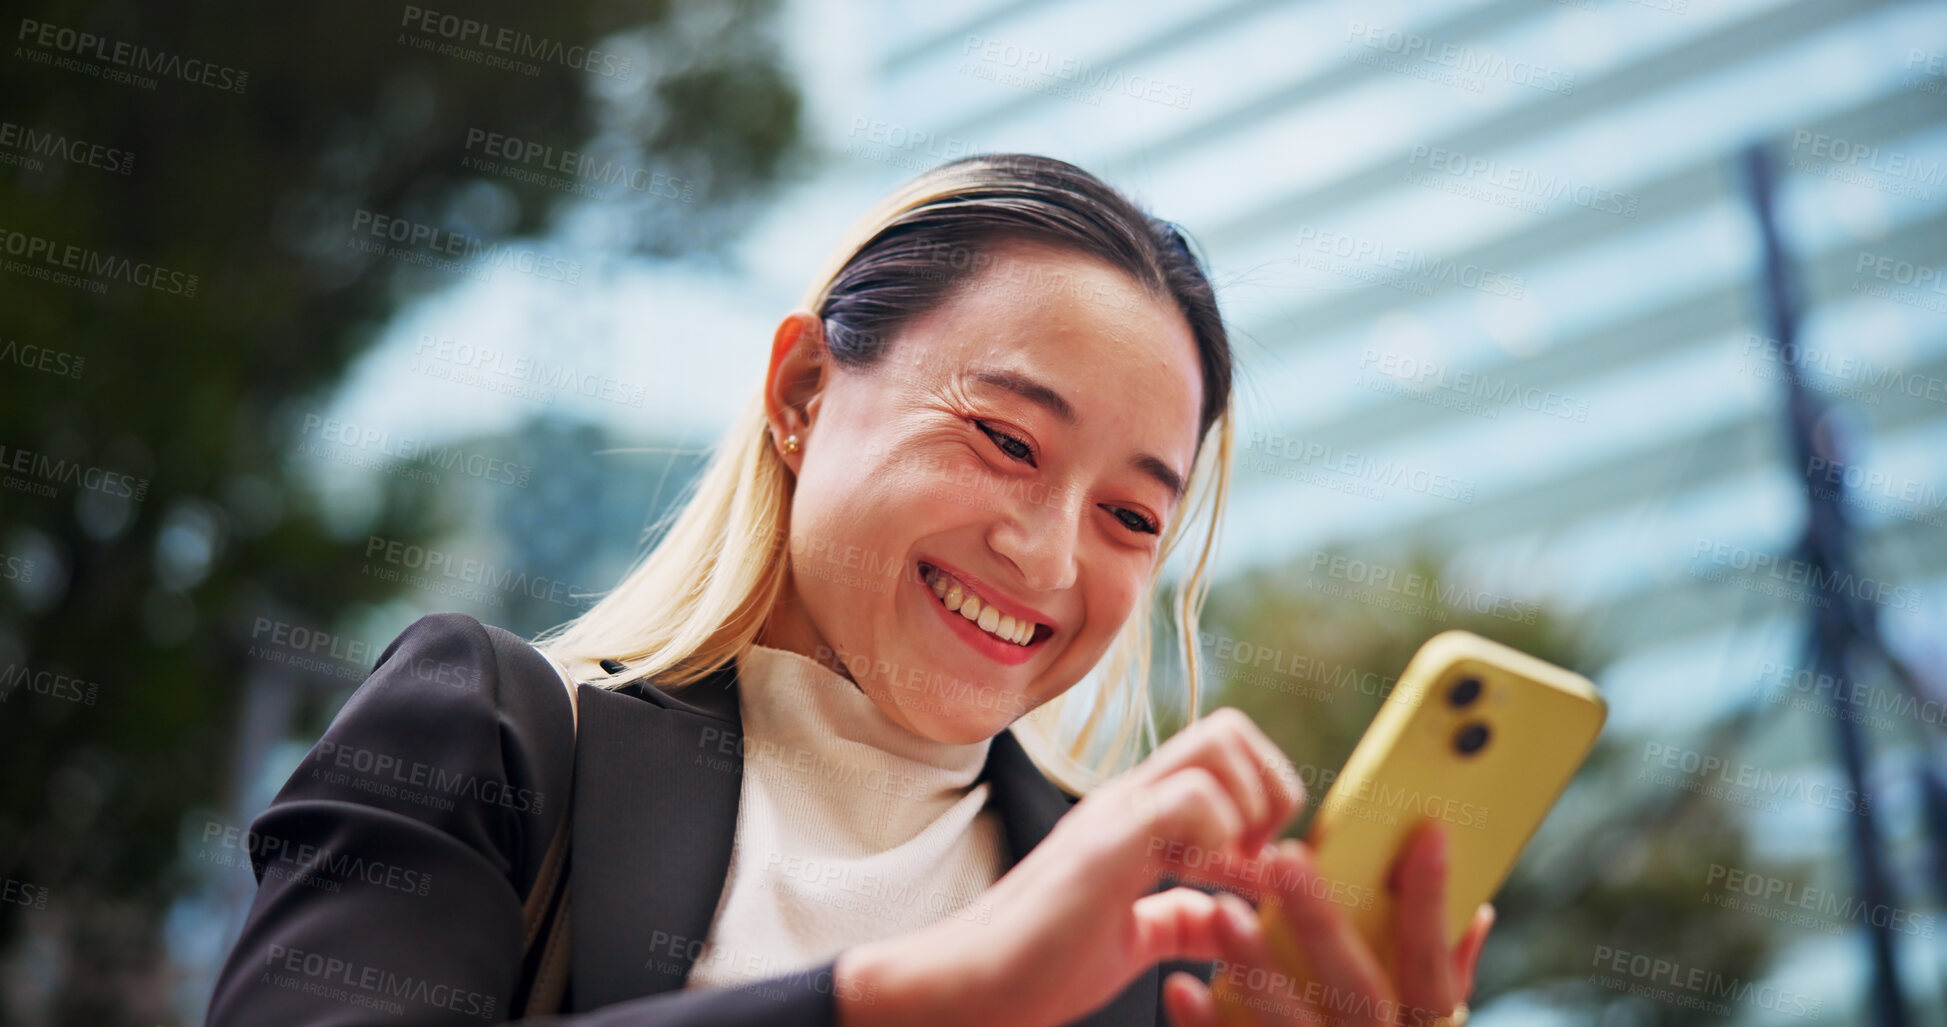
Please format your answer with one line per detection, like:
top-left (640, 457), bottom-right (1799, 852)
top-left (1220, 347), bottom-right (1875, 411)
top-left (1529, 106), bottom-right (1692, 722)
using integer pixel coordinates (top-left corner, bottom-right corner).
top-left (1214, 630), bottom-right (1606, 1019)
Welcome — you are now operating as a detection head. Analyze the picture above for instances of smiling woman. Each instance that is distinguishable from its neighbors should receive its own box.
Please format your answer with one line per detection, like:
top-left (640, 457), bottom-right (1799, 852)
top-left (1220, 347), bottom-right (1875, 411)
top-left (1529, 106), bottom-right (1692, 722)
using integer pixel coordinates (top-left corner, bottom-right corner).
top-left (206, 154), bottom-right (1488, 1027)
top-left (538, 154), bottom-right (1239, 787)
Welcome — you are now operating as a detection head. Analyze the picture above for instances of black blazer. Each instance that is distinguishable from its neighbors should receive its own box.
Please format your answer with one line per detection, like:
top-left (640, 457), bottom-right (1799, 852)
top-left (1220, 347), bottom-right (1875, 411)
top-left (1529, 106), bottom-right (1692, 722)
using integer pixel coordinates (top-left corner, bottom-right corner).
top-left (207, 612), bottom-right (1208, 1025)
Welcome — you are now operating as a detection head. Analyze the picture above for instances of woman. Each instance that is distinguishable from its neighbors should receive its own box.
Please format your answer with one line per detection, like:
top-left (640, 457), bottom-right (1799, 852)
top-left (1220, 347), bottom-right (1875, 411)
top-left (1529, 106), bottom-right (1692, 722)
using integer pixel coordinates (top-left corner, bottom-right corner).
top-left (207, 153), bottom-right (1492, 1026)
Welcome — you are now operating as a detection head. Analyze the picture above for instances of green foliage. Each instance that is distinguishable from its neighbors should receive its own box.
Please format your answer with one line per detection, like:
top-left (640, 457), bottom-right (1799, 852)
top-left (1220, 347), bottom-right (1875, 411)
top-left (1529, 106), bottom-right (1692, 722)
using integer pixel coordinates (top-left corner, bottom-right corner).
top-left (0, 3), bottom-right (800, 1022)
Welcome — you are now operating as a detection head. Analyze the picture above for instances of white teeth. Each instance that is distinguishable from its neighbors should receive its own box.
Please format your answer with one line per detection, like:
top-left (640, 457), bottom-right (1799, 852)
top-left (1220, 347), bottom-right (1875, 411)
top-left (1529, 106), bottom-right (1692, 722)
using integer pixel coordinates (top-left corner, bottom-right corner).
top-left (924, 565), bottom-right (1034, 647)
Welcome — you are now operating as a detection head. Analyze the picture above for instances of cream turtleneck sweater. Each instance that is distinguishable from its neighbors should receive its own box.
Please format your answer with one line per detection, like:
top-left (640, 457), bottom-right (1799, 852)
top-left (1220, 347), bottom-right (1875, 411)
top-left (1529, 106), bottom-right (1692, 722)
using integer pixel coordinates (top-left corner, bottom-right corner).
top-left (684, 642), bottom-right (1008, 991)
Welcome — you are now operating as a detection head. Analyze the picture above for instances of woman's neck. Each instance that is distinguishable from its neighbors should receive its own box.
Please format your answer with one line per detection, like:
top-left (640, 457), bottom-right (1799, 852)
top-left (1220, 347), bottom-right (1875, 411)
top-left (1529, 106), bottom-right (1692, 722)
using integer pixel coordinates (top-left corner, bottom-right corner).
top-left (755, 581), bottom-right (865, 693)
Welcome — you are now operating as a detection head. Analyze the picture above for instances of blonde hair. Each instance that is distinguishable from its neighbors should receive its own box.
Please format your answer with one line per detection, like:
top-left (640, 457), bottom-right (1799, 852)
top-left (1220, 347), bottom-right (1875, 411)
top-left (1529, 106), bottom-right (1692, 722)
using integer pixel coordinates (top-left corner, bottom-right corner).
top-left (531, 155), bottom-right (1236, 796)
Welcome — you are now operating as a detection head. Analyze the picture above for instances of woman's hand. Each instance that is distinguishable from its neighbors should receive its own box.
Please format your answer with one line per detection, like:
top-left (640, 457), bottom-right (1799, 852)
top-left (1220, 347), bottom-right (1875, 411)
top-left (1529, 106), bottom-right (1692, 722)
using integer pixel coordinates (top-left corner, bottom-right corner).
top-left (1160, 822), bottom-right (1496, 1027)
top-left (835, 706), bottom-right (1305, 1027)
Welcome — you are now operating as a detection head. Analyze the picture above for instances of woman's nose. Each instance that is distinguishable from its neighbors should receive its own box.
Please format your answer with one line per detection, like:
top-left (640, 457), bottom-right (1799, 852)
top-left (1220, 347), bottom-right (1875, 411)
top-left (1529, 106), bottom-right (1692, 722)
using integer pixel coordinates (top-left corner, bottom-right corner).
top-left (989, 485), bottom-right (1080, 593)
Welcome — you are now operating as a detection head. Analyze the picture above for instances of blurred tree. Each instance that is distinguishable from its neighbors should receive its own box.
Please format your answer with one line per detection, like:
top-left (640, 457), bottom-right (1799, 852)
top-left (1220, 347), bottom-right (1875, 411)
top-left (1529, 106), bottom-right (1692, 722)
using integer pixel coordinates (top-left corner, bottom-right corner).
top-left (0, 2), bottom-right (801, 1023)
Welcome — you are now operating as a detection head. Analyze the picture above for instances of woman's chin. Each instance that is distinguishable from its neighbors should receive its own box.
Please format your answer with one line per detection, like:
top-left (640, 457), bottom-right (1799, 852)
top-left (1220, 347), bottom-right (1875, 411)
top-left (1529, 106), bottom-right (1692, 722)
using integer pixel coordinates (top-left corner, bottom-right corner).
top-left (895, 701), bottom-right (1015, 746)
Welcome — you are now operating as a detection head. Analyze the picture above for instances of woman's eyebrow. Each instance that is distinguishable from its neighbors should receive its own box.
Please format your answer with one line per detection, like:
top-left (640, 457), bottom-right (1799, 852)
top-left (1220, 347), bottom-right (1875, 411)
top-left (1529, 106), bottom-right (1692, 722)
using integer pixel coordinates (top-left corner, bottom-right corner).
top-left (965, 366), bottom-right (1185, 500)
top-left (969, 367), bottom-right (1076, 425)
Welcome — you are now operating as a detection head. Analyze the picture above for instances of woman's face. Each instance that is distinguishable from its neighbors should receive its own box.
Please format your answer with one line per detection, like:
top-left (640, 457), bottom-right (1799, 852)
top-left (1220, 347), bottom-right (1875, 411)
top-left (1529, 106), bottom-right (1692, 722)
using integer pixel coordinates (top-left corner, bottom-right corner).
top-left (760, 237), bottom-right (1206, 745)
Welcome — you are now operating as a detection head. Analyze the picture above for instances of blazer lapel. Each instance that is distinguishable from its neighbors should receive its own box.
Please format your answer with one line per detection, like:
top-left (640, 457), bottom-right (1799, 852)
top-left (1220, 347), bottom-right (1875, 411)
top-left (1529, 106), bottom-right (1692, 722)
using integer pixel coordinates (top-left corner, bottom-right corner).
top-left (567, 657), bottom-right (1159, 1025)
top-left (977, 727), bottom-right (1162, 1026)
top-left (567, 661), bottom-right (744, 1010)
top-left (977, 727), bottom-right (1078, 865)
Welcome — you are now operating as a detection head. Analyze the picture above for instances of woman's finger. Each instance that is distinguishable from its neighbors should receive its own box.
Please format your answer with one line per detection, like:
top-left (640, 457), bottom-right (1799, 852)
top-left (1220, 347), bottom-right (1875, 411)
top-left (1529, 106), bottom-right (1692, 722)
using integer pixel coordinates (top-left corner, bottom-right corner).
top-left (1139, 766), bottom-right (1251, 864)
top-left (1199, 709), bottom-right (1309, 851)
top-left (1141, 710), bottom-right (1275, 843)
top-left (1389, 823), bottom-right (1457, 1019)
top-left (1224, 710), bottom-right (1308, 844)
top-left (1452, 903), bottom-right (1495, 1002)
top-left (1129, 886), bottom-right (1250, 968)
top-left (1164, 971), bottom-right (1220, 1027)
top-left (1268, 839), bottom-right (1392, 1012)
top-left (1208, 890), bottom-right (1326, 1025)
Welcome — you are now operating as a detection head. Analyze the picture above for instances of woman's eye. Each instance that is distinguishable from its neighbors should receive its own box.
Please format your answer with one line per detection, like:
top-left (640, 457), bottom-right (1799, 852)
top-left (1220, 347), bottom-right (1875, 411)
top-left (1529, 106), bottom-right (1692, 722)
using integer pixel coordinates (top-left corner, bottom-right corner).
top-left (976, 421), bottom-right (1035, 466)
top-left (1105, 506), bottom-right (1160, 535)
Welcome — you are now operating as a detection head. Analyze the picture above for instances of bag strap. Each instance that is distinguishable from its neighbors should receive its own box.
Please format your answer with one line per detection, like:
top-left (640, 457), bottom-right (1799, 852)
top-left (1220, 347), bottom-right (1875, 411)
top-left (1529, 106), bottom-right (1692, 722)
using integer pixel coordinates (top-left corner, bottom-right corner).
top-left (520, 649), bottom-right (581, 1016)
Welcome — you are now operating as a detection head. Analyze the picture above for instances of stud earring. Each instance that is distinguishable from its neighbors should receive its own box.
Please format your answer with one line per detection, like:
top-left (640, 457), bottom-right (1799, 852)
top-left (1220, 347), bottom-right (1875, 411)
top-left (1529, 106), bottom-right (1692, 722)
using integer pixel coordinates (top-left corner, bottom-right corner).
top-left (784, 433), bottom-right (800, 453)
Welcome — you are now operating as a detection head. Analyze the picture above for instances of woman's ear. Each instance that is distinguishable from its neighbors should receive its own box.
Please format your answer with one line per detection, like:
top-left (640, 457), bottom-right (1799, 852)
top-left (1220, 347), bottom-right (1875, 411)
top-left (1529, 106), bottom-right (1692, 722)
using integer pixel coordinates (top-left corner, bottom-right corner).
top-left (763, 309), bottom-right (828, 471)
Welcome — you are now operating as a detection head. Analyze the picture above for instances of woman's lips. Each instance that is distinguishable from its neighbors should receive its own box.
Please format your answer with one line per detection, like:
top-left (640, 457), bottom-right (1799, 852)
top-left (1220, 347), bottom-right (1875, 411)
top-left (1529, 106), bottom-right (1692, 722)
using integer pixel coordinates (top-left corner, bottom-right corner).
top-left (915, 561), bottom-right (1046, 666)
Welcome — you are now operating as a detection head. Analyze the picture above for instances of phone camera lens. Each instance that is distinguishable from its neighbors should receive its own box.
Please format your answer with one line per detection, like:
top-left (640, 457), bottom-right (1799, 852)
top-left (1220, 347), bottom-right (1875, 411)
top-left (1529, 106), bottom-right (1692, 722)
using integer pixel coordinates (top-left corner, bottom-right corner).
top-left (1447, 676), bottom-right (1482, 708)
top-left (1454, 722), bottom-right (1491, 756)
